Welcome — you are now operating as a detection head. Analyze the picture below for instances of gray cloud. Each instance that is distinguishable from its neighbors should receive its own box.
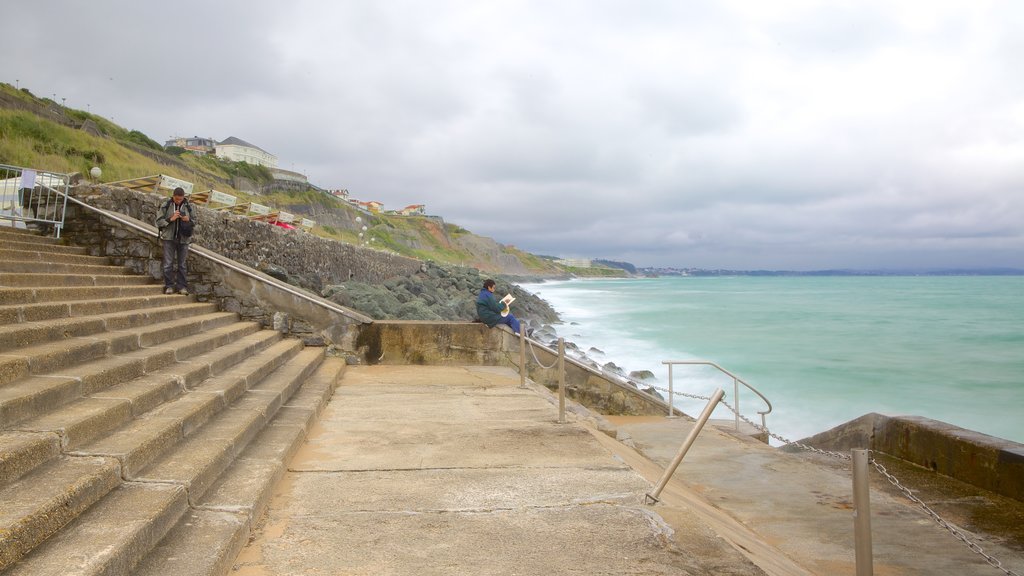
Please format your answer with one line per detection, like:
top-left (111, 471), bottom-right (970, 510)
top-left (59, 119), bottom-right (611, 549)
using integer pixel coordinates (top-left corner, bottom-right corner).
top-left (4, 0), bottom-right (1023, 270)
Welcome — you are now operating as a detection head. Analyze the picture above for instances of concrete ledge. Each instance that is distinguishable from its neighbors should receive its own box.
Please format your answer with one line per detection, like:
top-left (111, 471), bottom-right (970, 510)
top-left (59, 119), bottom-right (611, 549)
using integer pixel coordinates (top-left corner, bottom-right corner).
top-left (356, 321), bottom-right (672, 416)
top-left (800, 413), bottom-right (1024, 502)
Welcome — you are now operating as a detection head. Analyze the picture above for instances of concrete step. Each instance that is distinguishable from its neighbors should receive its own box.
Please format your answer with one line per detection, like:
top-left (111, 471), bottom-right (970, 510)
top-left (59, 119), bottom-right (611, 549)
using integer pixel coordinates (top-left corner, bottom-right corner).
top-left (8, 323), bottom-right (271, 454)
top-left (0, 284), bottom-right (164, 306)
top-left (0, 302), bottom-right (221, 356)
top-left (0, 228), bottom-right (63, 245)
top-left (134, 347), bottom-right (323, 504)
top-left (0, 456), bottom-right (122, 571)
top-left (132, 356), bottom-right (343, 576)
top-left (0, 336), bottom-right (290, 570)
top-left (0, 260), bottom-right (128, 275)
top-left (3, 482), bottom-right (189, 576)
top-left (0, 315), bottom-right (260, 428)
top-left (0, 272), bottom-right (154, 287)
top-left (0, 324), bottom-right (272, 439)
top-left (0, 247), bottom-right (111, 266)
top-left (0, 237), bottom-right (89, 255)
top-left (70, 338), bottom-right (303, 479)
top-left (0, 307), bottom-right (227, 385)
top-left (0, 430), bottom-right (62, 485)
top-left (0, 293), bottom-right (186, 325)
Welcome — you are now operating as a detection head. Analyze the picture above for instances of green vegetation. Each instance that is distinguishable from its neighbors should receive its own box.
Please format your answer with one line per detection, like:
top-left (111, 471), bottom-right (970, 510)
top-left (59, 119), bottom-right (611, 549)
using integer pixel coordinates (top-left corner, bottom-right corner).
top-left (558, 263), bottom-right (628, 278)
top-left (0, 81), bottom-right (571, 277)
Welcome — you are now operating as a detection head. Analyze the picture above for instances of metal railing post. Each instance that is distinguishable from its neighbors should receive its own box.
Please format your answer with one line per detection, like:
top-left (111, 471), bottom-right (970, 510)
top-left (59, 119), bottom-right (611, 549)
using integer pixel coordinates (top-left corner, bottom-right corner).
top-left (646, 388), bottom-right (725, 503)
top-left (519, 324), bottom-right (528, 389)
top-left (853, 449), bottom-right (874, 576)
top-left (558, 337), bottom-right (566, 424)
top-left (667, 363), bottom-right (675, 418)
top-left (733, 377), bottom-right (740, 430)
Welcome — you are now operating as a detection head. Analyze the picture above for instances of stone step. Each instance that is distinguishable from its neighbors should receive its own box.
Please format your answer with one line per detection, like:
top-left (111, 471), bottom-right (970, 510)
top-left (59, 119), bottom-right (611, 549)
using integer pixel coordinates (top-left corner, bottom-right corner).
top-left (0, 302), bottom-right (220, 356)
top-left (0, 260), bottom-right (128, 275)
top-left (0, 228), bottom-right (63, 245)
top-left (134, 347), bottom-right (323, 504)
top-left (0, 293), bottom-right (186, 325)
top-left (131, 356), bottom-right (343, 576)
top-left (0, 430), bottom-right (62, 485)
top-left (0, 456), bottom-right (122, 571)
top-left (0, 324), bottom-right (274, 434)
top-left (3, 482), bottom-right (189, 576)
top-left (6, 323), bottom-right (267, 454)
top-left (0, 306), bottom-right (227, 385)
top-left (0, 272), bottom-right (154, 287)
top-left (0, 248), bottom-right (110, 266)
top-left (0, 237), bottom-right (89, 255)
top-left (0, 284), bottom-right (164, 306)
top-left (69, 338), bottom-right (304, 479)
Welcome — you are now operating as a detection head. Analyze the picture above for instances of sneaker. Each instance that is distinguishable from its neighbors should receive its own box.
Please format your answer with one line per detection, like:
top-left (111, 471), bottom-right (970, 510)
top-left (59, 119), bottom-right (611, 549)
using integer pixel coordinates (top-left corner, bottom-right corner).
top-left (179, 288), bottom-right (189, 296)
top-left (164, 286), bottom-right (174, 295)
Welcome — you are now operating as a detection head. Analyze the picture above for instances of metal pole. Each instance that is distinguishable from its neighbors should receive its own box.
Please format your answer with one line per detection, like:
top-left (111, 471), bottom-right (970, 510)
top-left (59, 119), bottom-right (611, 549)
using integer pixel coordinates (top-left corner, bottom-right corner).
top-left (646, 388), bottom-right (724, 503)
top-left (667, 363), bottom-right (675, 418)
top-left (734, 377), bottom-right (740, 430)
top-left (853, 449), bottom-right (874, 576)
top-left (558, 337), bottom-right (566, 424)
top-left (518, 324), bottom-right (528, 389)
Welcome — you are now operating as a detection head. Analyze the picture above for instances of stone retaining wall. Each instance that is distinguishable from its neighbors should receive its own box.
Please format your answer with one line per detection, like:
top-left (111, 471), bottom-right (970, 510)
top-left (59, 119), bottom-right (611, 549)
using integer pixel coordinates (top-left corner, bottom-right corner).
top-left (60, 184), bottom-right (397, 348)
top-left (801, 413), bottom-right (1024, 502)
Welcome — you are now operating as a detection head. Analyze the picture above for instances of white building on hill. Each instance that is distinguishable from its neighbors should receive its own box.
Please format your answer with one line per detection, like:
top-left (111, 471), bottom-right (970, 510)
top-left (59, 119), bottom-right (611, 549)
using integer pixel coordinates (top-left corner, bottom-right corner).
top-left (215, 136), bottom-right (278, 168)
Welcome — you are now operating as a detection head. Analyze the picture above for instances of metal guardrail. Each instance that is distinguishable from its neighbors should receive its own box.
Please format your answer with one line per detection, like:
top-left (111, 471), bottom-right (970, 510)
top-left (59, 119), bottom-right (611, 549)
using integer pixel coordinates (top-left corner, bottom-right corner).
top-left (0, 164), bottom-right (70, 237)
top-left (662, 360), bottom-right (772, 430)
top-left (57, 189), bottom-right (372, 325)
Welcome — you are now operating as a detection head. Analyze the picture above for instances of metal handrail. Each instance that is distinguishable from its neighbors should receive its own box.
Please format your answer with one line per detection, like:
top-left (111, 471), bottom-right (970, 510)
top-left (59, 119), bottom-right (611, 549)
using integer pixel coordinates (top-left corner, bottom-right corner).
top-left (662, 360), bottom-right (772, 430)
top-left (59, 191), bottom-right (372, 325)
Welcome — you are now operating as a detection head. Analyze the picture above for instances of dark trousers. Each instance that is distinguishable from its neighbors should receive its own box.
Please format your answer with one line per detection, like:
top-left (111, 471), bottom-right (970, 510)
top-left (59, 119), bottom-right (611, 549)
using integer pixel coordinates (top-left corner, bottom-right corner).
top-left (162, 239), bottom-right (189, 290)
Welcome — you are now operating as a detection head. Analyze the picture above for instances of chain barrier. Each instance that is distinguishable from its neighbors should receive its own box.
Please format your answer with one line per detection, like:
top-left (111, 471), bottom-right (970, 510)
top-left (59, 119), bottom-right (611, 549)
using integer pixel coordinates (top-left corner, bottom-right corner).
top-left (712, 398), bottom-right (1019, 575)
top-left (524, 338), bottom-right (560, 370)
top-left (870, 459), bottom-right (1020, 576)
top-left (644, 382), bottom-right (714, 403)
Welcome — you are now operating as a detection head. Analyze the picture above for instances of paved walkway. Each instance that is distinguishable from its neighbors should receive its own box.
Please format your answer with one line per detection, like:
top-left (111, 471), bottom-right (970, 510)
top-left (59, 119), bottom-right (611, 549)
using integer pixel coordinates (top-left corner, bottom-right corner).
top-left (231, 365), bottom-right (778, 575)
top-left (612, 416), bottom-right (1024, 576)
top-left (230, 364), bottom-right (1024, 575)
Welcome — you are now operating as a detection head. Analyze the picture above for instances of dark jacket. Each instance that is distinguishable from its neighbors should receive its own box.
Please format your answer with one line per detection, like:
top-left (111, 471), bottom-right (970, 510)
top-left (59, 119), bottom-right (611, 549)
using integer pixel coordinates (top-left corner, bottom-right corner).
top-left (476, 288), bottom-right (505, 327)
top-left (155, 197), bottom-right (197, 244)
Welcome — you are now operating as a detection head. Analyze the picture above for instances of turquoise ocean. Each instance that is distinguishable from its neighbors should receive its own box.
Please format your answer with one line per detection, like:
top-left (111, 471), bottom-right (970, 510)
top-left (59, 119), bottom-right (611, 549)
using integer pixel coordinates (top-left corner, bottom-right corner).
top-left (519, 276), bottom-right (1024, 445)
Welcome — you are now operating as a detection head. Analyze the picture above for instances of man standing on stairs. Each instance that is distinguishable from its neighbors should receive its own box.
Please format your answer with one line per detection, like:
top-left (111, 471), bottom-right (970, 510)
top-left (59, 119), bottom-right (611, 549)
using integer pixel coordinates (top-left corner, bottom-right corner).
top-left (155, 187), bottom-right (196, 295)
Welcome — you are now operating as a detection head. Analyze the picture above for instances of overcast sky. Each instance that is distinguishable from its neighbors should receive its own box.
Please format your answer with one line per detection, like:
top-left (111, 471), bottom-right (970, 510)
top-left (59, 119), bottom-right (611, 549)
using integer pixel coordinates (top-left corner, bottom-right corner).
top-left (5, 1), bottom-right (1023, 269)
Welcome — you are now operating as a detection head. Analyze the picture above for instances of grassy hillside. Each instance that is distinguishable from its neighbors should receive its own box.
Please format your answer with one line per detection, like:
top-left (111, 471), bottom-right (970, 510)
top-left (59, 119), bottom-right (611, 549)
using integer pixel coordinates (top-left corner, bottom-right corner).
top-left (0, 82), bottom-right (574, 277)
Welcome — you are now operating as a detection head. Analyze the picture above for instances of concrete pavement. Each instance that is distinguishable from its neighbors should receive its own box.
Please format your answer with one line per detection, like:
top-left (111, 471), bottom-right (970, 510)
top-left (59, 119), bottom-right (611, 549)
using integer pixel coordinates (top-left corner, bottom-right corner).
top-left (612, 416), bottom-right (1024, 576)
top-left (231, 365), bottom-right (775, 575)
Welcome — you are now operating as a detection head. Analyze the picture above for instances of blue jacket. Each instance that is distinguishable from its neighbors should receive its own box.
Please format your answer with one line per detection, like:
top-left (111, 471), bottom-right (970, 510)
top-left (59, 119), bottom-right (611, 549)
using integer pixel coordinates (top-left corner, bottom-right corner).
top-left (476, 288), bottom-right (505, 327)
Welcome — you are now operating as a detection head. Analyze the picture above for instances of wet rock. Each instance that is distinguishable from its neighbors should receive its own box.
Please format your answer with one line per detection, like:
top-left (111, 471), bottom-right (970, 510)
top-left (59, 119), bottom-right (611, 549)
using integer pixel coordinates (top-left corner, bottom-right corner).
top-left (588, 347), bottom-right (605, 356)
top-left (643, 386), bottom-right (664, 401)
top-left (602, 362), bottom-right (625, 376)
top-left (629, 370), bottom-right (656, 381)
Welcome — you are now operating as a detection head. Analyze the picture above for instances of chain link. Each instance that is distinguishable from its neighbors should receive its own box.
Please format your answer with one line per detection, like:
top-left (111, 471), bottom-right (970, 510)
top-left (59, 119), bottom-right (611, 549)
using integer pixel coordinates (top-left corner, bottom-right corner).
top-left (714, 400), bottom-right (1019, 575)
top-left (524, 338), bottom-right (560, 370)
top-left (869, 459), bottom-right (1020, 576)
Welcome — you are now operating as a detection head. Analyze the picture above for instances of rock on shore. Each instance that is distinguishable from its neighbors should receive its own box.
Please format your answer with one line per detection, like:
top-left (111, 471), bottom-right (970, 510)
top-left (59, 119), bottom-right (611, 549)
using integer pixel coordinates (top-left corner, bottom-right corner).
top-left (322, 260), bottom-right (560, 325)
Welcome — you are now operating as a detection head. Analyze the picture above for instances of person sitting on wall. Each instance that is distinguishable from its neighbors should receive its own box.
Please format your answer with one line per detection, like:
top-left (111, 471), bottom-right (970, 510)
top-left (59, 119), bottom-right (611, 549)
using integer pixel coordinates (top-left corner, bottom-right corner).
top-left (154, 187), bottom-right (196, 295)
top-left (476, 279), bottom-right (528, 335)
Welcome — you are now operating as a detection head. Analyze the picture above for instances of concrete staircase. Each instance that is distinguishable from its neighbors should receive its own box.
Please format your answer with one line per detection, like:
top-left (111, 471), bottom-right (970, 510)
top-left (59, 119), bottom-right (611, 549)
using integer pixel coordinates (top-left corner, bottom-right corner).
top-left (0, 226), bottom-right (344, 575)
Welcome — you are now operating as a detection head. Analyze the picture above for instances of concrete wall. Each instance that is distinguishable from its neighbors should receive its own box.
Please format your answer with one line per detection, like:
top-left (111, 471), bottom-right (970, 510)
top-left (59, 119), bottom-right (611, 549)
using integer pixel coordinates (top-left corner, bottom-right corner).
top-left (801, 413), bottom-right (1024, 502)
top-left (358, 321), bottom-right (672, 416)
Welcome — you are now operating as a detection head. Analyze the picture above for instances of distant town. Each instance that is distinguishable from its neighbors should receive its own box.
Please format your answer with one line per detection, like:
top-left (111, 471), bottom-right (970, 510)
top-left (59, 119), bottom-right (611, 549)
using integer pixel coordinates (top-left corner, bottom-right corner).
top-left (164, 135), bottom-right (425, 216)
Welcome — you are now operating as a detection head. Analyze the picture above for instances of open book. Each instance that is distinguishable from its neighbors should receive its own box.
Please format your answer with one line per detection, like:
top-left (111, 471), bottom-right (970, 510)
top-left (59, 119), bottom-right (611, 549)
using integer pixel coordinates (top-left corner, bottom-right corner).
top-left (499, 294), bottom-right (515, 317)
